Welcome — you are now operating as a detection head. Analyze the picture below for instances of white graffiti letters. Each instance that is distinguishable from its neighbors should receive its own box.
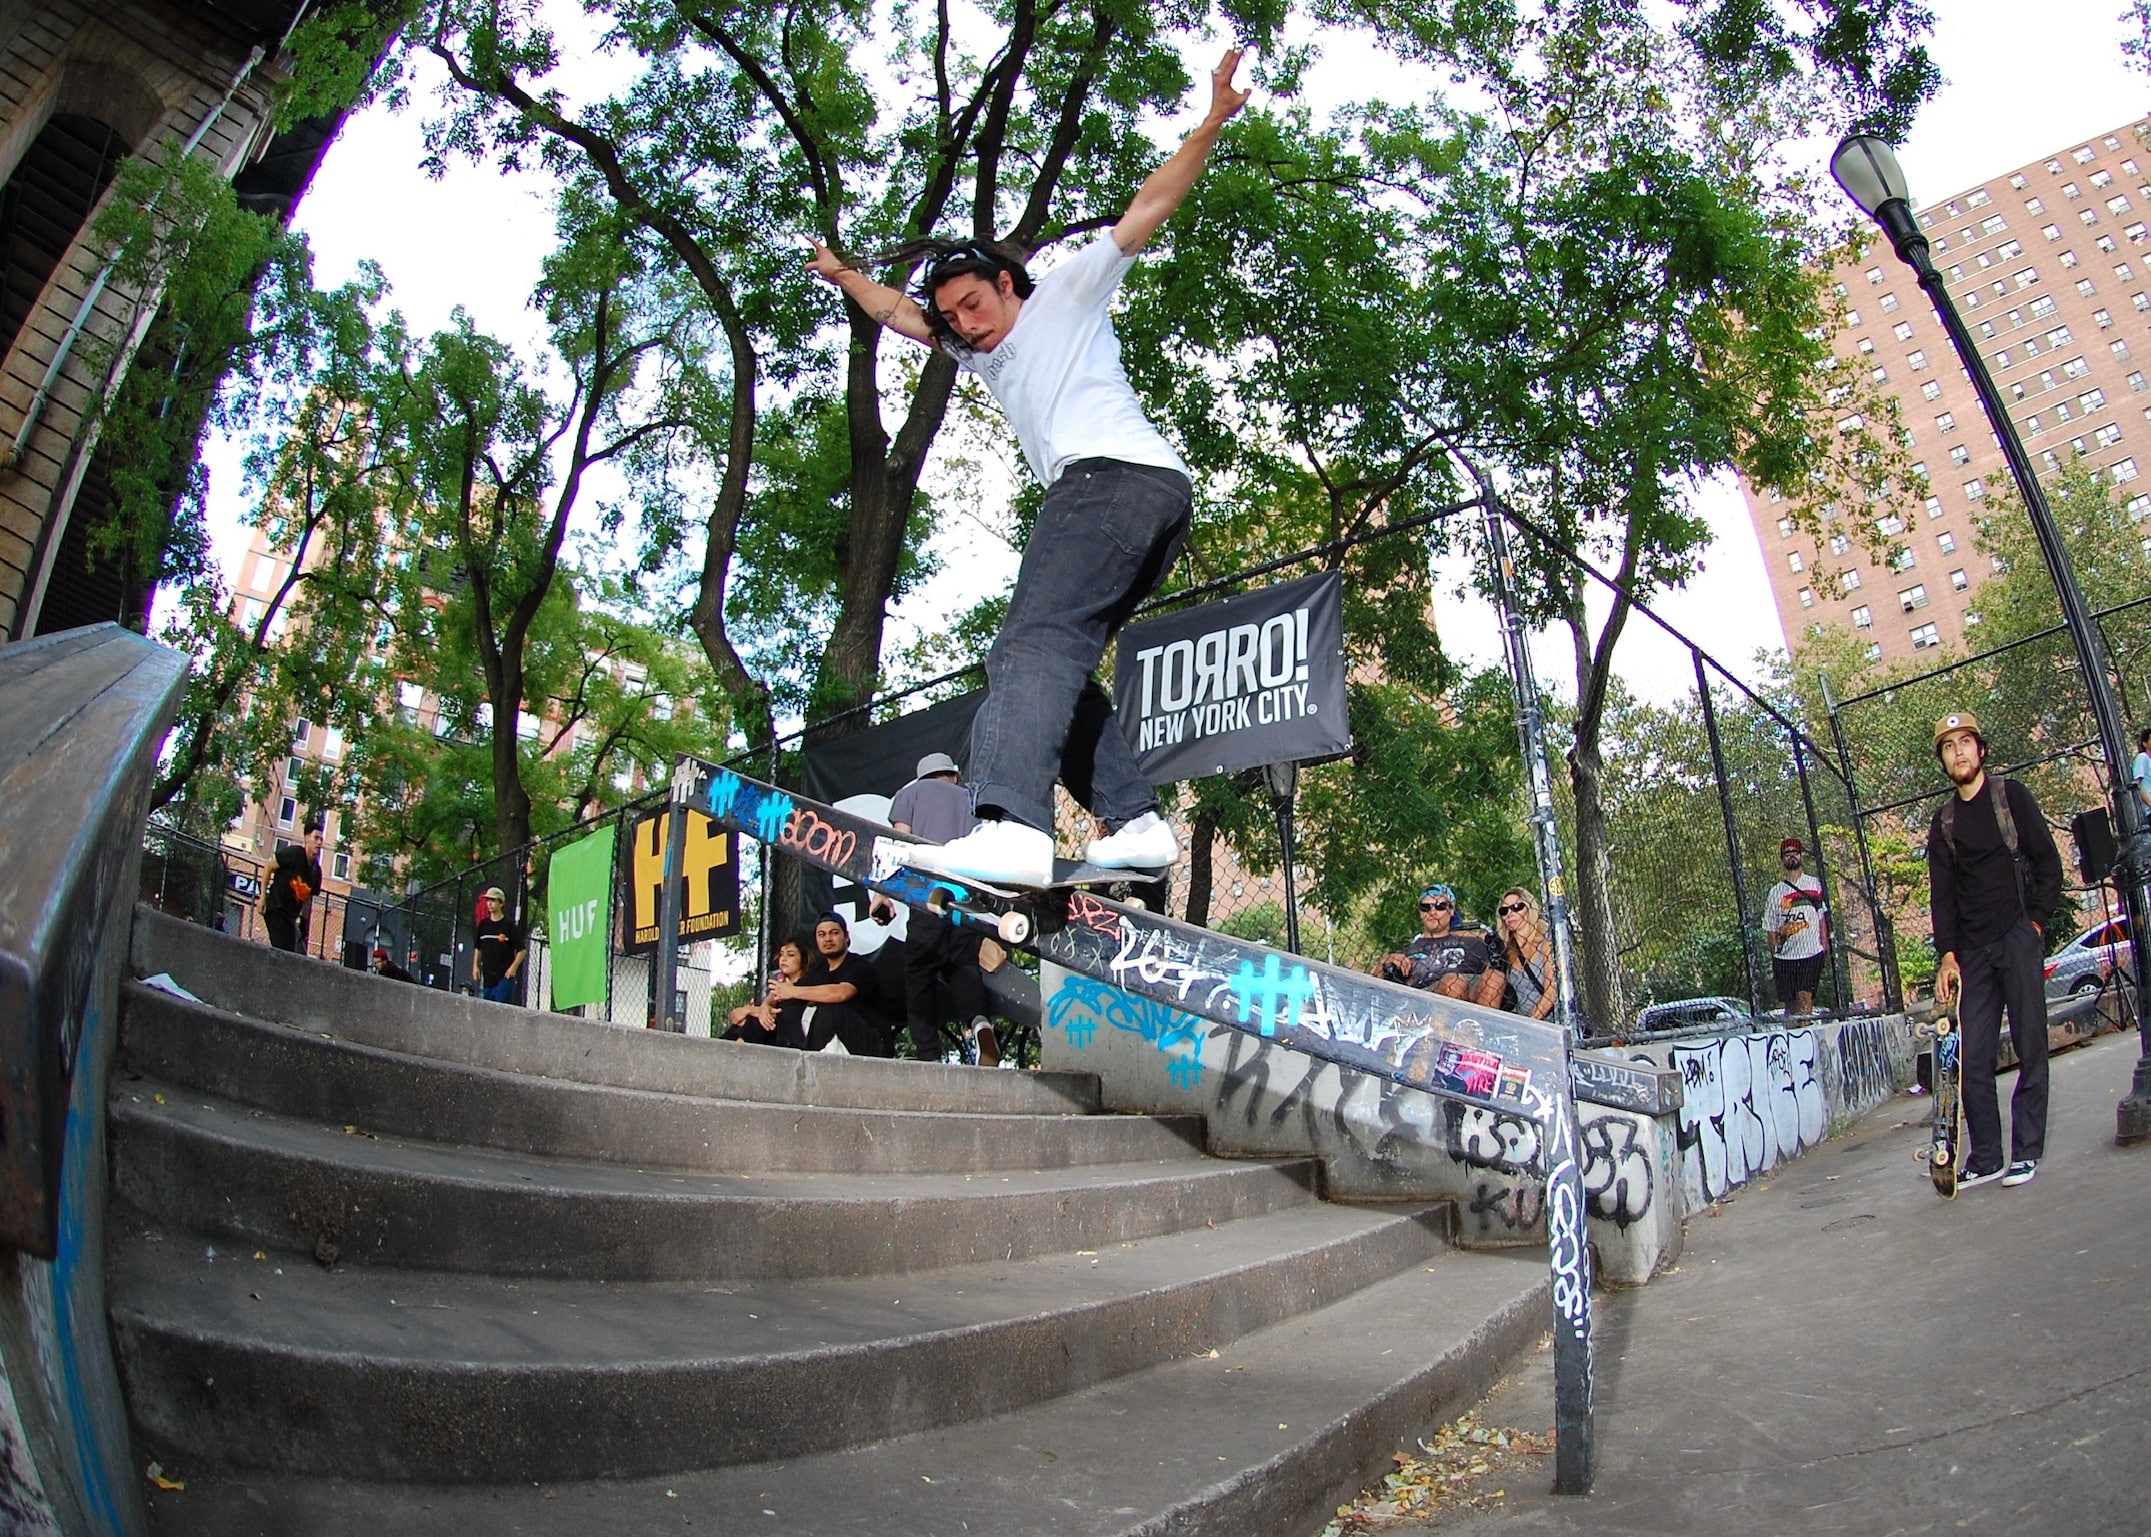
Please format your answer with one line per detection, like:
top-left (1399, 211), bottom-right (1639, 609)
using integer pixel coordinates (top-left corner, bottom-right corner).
top-left (1671, 1030), bottom-right (1825, 1206)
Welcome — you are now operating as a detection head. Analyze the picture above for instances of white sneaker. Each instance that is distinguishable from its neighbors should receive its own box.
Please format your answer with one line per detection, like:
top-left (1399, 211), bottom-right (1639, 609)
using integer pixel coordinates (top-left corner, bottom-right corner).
top-left (1085, 811), bottom-right (1177, 870)
top-left (914, 819), bottom-right (1055, 886)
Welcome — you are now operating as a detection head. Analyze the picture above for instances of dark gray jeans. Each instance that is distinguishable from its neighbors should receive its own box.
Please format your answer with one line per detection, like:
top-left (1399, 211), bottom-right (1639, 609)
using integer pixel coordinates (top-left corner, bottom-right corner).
top-left (1957, 918), bottom-right (2049, 1170)
top-left (968, 457), bottom-right (1191, 834)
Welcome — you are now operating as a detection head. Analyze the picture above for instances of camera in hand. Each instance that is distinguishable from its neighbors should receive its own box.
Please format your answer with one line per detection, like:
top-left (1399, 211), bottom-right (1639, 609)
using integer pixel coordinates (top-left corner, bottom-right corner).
top-left (1379, 959), bottom-right (1407, 983)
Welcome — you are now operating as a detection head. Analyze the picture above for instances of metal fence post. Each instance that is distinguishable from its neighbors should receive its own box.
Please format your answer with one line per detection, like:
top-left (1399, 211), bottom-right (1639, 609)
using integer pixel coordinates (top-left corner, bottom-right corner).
top-left (653, 758), bottom-right (692, 1033)
top-left (1694, 654), bottom-right (1762, 1015)
top-left (1545, 1073), bottom-right (1595, 1493)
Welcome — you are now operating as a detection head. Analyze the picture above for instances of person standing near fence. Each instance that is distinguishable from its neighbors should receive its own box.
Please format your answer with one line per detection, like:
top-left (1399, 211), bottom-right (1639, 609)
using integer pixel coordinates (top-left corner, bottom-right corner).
top-left (258, 840), bottom-right (314, 953)
top-left (885, 752), bottom-right (1001, 1066)
top-left (1927, 711), bottom-right (2062, 1191)
top-left (473, 886), bottom-right (527, 1004)
top-left (1762, 837), bottom-right (1828, 1017)
top-left (803, 50), bottom-right (1250, 887)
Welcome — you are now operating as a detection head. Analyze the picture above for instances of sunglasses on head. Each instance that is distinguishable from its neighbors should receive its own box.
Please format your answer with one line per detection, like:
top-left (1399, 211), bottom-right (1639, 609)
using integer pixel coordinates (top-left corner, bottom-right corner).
top-left (1420, 899), bottom-right (1452, 911)
top-left (1498, 902), bottom-right (1528, 916)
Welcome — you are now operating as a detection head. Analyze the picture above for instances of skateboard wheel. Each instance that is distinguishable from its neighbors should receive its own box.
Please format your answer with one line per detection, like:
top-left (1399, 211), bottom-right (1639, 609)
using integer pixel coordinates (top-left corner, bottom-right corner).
top-left (1123, 896), bottom-right (1147, 911)
top-left (1935, 1149), bottom-right (1952, 1167)
top-left (998, 911), bottom-right (1032, 945)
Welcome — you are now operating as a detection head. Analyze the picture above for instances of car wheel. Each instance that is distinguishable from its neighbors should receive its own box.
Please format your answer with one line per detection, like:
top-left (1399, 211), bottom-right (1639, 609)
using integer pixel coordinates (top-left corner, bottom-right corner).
top-left (2072, 975), bottom-right (2102, 998)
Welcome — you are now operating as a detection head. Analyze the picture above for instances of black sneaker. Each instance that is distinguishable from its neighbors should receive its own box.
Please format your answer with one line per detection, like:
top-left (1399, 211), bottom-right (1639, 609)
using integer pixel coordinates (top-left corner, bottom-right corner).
top-left (1956, 1165), bottom-right (2006, 1190)
top-left (2001, 1160), bottom-right (2037, 1187)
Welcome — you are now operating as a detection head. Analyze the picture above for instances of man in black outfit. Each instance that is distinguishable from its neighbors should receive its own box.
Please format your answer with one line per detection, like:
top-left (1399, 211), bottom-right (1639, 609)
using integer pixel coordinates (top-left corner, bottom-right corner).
top-left (884, 752), bottom-right (999, 1065)
top-left (473, 885), bottom-right (527, 1004)
top-left (370, 947), bottom-right (418, 984)
top-left (1927, 711), bottom-right (2063, 1190)
top-left (776, 912), bottom-right (892, 1056)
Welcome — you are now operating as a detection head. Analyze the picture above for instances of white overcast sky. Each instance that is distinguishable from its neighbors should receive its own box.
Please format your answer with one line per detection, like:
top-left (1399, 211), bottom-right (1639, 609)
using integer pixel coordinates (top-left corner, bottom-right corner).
top-left (215, 0), bottom-right (2149, 706)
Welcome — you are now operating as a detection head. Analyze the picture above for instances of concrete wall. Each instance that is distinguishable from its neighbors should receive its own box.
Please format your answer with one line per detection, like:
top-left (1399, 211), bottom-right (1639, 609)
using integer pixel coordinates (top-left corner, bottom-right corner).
top-left (1040, 963), bottom-right (1920, 1285)
top-left (1618, 1013), bottom-right (1916, 1211)
top-left (1037, 963), bottom-right (1686, 1286)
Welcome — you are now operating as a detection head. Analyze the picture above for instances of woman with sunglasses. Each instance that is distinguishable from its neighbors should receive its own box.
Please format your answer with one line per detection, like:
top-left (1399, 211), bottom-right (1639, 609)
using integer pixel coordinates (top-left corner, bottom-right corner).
top-left (1375, 884), bottom-right (1506, 1009)
top-left (803, 52), bottom-right (1250, 888)
top-left (1495, 887), bottom-right (1558, 1022)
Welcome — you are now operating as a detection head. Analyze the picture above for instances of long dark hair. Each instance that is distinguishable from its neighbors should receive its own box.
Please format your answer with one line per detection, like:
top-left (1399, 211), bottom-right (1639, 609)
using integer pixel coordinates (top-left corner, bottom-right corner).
top-left (879, 236), bottom-right (1035, 350)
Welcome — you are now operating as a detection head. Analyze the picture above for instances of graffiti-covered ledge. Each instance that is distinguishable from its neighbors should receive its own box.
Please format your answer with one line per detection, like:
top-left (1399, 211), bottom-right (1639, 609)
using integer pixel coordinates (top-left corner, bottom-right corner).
top-left (1039, 963), bottom-right (1920, 1288)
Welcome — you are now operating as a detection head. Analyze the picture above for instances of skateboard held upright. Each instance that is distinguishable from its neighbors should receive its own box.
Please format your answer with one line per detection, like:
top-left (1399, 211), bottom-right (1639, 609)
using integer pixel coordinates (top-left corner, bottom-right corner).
top-left (1923, 1012), bottom-right (1965, 1199)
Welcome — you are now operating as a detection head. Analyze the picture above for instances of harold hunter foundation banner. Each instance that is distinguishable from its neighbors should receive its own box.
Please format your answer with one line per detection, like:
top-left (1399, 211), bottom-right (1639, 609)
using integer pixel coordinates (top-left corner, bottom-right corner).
top-left (1112, 570), bottom-right (1351, 784)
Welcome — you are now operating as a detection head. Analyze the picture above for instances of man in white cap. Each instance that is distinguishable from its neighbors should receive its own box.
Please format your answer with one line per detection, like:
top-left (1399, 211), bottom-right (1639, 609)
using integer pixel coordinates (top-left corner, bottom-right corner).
top-left (472, 885), bottom-right (527, 1004)
top-left (887, 753), bottom-right (1000, 1065)
top-left (1927, 711), bottom-right (2062, 1190)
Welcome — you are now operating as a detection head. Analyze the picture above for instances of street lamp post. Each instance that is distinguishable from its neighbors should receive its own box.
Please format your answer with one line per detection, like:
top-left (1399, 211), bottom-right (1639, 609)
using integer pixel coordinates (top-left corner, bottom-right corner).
top-left (1831, 134), bottom-right (2151, 1143)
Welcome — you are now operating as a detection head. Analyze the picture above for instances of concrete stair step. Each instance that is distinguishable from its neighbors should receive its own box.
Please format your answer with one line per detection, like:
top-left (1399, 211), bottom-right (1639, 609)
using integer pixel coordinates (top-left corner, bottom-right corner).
top-left (111, 1084), bottom-right (1323, 1281)
top-left (113, 1199), bottom-right (1449, 1483)
top-left (130, 908), bottom-right (1099, 1116)
top-left (138, 1248), bottom-right (1547, 1537)
top-left (121, 984), bottom-right (1204, 1175)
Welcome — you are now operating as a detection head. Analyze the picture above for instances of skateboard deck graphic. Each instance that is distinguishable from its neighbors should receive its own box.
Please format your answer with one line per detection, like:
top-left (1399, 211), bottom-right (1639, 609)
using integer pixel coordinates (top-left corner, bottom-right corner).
top-left (685, 757), bottom-right (1578, 1121)
top-left (1924, 1012), bottom-right (1965, 1199)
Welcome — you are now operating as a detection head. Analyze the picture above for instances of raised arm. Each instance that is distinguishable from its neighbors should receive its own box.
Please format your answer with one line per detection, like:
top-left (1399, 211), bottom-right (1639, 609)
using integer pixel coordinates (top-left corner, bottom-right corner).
top-left (1112, 49), bottom-right (1251, 256)
top-left (806, 240), bottom-right (936, 346)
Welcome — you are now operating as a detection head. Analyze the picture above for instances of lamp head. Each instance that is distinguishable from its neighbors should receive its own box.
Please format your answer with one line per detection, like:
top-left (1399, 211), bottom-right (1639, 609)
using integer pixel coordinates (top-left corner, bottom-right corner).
top-left (1831, 133), bottom-right (1928, 271)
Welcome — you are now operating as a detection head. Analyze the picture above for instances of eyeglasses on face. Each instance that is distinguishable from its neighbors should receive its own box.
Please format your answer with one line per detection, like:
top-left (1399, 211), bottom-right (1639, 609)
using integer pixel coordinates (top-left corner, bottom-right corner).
top-left (1497, 902), bottom-right (1528, 916)
top-left (1420, 900), bottom-right (1452, 912)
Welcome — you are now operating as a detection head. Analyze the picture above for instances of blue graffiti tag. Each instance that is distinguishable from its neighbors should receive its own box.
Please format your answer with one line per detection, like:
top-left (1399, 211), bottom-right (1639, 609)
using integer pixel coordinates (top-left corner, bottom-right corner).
top-left (1048, 974), bottom-right (1208, 1084)
top-left (753, 789), bottom-right (794, 845)
top-left (1229, 953), bottom-right (1316, 1037)
top-left (706, 768), bottom-right (743, 822)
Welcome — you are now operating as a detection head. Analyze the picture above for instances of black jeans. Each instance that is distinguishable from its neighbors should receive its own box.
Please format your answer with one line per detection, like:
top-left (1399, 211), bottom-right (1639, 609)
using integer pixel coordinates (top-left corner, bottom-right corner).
top-left (903, 907), bottom-right (987, 1059)
top-left (1958, 919), bottom-right (2050, 1171)
top-left (967, 458), bottom-right (1191, 833)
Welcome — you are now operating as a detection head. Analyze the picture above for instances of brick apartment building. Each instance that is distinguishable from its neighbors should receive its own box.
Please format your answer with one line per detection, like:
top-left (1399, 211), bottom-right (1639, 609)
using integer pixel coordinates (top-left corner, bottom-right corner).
top-left (1744, 116), bottom-right (2151, 661)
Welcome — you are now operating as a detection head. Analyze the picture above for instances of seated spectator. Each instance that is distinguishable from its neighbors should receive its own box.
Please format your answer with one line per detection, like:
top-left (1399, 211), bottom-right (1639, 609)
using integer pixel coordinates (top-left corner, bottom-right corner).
top-left (779, 912), bottom-right (894, 1056)
top-left (370, 947), bottom-right (418, 984)
top-left (1374, 884), bottom-right (1505, 1008)
top-left (722, 937), bottom-right (812, 1048)
top-left (1493, 887), bottom-right (1557, 1021)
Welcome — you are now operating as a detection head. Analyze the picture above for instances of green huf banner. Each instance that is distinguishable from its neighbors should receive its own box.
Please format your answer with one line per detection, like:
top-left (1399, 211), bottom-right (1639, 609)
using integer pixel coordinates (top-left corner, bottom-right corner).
top-left (548, 825), bottom-right (615, 1009)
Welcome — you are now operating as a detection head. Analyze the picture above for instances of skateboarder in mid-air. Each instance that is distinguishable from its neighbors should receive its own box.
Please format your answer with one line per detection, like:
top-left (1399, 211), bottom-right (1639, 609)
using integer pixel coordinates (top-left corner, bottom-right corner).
top-left (806, 50), bottom-right (1251, 888)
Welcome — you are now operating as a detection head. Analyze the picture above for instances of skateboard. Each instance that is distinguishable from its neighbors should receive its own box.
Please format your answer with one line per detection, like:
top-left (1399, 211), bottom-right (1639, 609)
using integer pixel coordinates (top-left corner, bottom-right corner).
top-left (890, 854), bottom-right (1166, 947)
top-left (684, 756), bottom-right (1583, 1119)
top-left (1921, 1012), bottom-right (1965, 1199)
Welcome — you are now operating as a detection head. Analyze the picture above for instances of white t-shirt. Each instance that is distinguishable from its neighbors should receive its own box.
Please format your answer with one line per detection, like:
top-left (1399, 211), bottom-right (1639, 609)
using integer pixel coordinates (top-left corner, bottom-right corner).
top-left (948, 234), bottom-right (1188, 488)
top-left (1764, 875), bottom-right (1827, 960)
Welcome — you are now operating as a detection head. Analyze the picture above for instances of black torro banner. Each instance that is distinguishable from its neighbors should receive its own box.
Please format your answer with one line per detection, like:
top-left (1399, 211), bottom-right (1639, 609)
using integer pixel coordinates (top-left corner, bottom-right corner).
top-left (1112, 570), bottom-right (1351, 784)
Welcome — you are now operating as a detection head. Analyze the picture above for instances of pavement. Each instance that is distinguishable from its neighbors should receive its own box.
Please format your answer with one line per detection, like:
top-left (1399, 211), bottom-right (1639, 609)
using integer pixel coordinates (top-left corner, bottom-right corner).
top-left (1342, 1029), bottom-right (2151, 1536)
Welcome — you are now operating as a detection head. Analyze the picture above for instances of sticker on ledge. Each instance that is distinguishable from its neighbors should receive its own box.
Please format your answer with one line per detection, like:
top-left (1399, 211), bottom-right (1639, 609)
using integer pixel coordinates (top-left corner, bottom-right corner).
top-left (1434, 1042), bottom-right (1504, 1100)
top-left (1493, 1064), bottom-right (1533, 1103)
top-left (869, 837), bottom-right (924, 881)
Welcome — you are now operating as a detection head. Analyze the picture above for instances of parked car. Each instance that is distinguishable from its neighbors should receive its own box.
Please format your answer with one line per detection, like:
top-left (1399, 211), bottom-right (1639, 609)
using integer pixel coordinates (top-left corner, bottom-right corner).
top-left (2044, 916), bottom-right (2133, 1001)
top-left (1633, 995), bottom-right (1755, 1034)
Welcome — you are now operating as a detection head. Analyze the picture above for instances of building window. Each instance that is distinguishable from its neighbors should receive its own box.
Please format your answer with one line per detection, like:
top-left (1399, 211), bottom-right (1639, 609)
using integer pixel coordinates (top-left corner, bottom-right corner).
top-left (1937, 530), bottom-right (1956, 554)
top-left (2028, 294), bottom-right (2058, 318)
top-left (1836, 413), bottom-right (1865, 433)
top-left (2042, 449), bottom-right (2062, 471)
top-left (1891, 546), bottom-right (1917, 570)
top-left (1851, 605), bottom-right (1873, 628)
top-left (1876, 513), bottom-right (1905, 536)
top-left (2083, 387), bottom-right (2108, 411)
top-left (1865, 266), bottom-right (1884, 284)
top-left (1787, 551), bottom-right (1804, 572)
top-left (1964, 478), bottom-right (1985, 500)
top-left (1892, 320), bottom-right (1915, 341)
top-left (277, 797), bottom-right (297, 829)
top-left (2082, 210), bottom-right (2102, 227)
top-left (1982, 215), bottom-right (2008, 235)
top-left (1948, 445), bottom-right (1971, 467)
top-left (2130, 371), bottom-right (2147, 393)
top-left (2115, 339), bottom-right (2135, 361)
top-left (2130, 223), bottom-right (2149, 244)
top-left (2116, 458), bottom-right (2142, 484)
top-left (2136, 293), bottom-right (2151, 311)
top-left (1970, 188), bottom-right (1993, 207)
top-left (1857, 336), bottom-right (1876, 354)
top-left (1880, 292), bottom-right (1901, 312)
top-left (2064, 181), bottom-right (2083, 199)
top-left (1841, 568), bottom-right (1863, 592)
top-left (1950, 568), bottom-right (1970, 592)
top-left (2014, 268), bottom-right (2039, 288)
top-left (1845, 307), bottom-right (1862, 326)
top-left (1798, 587), bottom-right (1814, 609)
top-left (2126, 493), bottom-right (2151, 519)
top-left (2045, 324), bottom-right (2074, 346)
top-left (1871, 364), bottom-right (1889, 384)
top-left (1995, 238), bottom-right (2022, 259)
top-left (293, 719), bottom-right (311, 748)
top-left (2063, 355), bottom-right (2091, 379)
top-left (1908, 349), bottom-right (1929, 370)
top-left (1910, 623), bottom-right (1941, 649)
top-left (2075, 146), bottom-right (2097, 164)
top-left (1830, 532), bottom-right (1851, 555)
top-left (1921, 380), bottom-right (1943, 400)
top-left (1899, 584), bottom-right (1929, 611)
top-left (2109, 195), bottom-right (2134, 215)
top-left (2097, 423), bottom-right (2125, 448)
top-left (1775, 516), bottom-right (1794, 538)
top-left (1925, 495), bottom-right (1944, 519)
top-left (1935, 411), bottom-right (1956, 433)
top-left (2120, 262), bottom-right (2137, 280)
top-left (2015, 176), bottom-right (2030, 192)
top-left (2043, 223), bottom-right (2063, 241)
top-left (332, 852), bottom-right (352, 883)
